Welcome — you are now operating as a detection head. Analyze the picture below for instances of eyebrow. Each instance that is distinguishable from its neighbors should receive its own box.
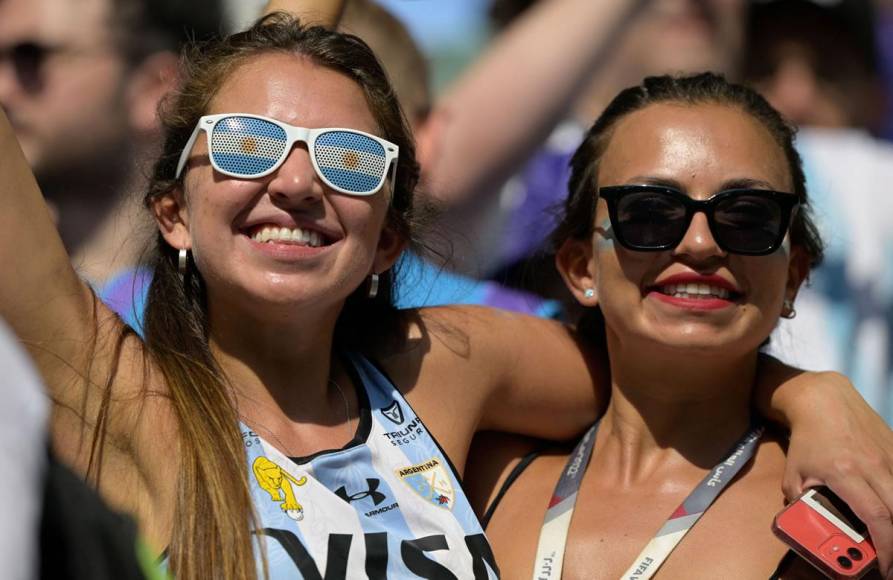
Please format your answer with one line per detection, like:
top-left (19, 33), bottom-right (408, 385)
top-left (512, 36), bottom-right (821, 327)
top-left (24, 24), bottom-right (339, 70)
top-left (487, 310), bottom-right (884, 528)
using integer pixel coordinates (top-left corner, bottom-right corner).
top-left (624, 176), bottom-right (779, 191)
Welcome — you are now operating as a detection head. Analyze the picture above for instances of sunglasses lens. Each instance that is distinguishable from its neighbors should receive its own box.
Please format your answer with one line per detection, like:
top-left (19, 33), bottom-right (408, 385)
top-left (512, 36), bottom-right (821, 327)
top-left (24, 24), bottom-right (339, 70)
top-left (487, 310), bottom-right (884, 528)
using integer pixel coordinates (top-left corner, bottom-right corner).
top-left (615, 191), bottom-right (688, 248)
top-left (314, 130), bottom-right (387, 194)
top-left (210, 116), bottom-right (288, 177)
top-left (10, 43), bottom-right (46, 91)
top-left (713, 194), bottom-right (783, 254)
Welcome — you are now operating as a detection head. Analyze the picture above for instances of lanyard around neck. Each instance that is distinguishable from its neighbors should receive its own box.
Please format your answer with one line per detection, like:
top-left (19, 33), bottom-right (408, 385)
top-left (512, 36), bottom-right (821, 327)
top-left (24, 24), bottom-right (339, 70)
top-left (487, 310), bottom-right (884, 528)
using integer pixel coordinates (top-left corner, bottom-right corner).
top-left (531, 421), bottom-right (764, 580)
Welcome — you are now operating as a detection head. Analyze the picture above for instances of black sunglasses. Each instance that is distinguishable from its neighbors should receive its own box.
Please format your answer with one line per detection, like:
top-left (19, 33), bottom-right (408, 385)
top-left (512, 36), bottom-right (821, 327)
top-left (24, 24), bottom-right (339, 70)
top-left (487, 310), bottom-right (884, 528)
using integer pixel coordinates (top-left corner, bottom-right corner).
top-left (0, 41), bottom-right (56, 92)
top-left (598, 185), bottom-right (800, 256)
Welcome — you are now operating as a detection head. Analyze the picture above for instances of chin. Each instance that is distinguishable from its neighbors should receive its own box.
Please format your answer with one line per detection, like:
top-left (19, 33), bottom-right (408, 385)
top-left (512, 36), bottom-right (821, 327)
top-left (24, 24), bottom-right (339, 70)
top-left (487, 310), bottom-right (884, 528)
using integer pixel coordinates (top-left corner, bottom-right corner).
top-left (653, 328), bottom-right (766, 360)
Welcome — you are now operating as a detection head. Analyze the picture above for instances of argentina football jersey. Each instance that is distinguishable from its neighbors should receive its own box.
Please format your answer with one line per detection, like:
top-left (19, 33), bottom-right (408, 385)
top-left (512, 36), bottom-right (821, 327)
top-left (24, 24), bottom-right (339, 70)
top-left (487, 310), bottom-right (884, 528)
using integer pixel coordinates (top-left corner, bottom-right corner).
top-left (242, 352), bottom-right (499, 579)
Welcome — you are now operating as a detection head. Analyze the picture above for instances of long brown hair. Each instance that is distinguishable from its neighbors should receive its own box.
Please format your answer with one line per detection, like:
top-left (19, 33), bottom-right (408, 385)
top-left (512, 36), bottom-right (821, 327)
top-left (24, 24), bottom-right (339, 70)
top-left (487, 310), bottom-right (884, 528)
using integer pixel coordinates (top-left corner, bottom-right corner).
top-left (136, 13), bottom-right (421, 579)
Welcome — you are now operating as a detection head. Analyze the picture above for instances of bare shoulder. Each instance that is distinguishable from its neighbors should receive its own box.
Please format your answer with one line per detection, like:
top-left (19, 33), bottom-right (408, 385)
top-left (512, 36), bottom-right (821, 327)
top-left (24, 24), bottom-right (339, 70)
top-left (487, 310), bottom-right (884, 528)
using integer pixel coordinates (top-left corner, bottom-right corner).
top-left (371, 305), bottom-right (597, 470)
top-left (377, 305), bottom-right (573, 386)
top-left (370, 306), bottom-right (503, 471)
top-left (483, 444), bottom-right (569, 579)
top-left (464, 430), bottom-right (556, 517)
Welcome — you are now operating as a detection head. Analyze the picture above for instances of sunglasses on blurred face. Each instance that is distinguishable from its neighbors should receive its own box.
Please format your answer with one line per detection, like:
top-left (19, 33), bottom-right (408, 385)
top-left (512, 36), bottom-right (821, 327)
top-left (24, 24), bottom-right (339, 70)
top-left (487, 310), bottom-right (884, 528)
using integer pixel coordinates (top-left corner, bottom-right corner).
top-left (598, 185), bottom-right (800, 256)
top-left (176, 113), bottom-right (400, 196)
top-left (0, 41), bottom-right (54, 92)
top-left (0, 40), bottom-right (114, 93)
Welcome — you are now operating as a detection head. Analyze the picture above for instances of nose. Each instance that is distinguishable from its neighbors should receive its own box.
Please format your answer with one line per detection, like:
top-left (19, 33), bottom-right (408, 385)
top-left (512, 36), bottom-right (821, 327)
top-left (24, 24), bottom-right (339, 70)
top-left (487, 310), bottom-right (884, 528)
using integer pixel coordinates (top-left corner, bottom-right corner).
top-left (266, 144), bottom-right (324, 206)
top-left (672, 211), bottom-right (727, 260)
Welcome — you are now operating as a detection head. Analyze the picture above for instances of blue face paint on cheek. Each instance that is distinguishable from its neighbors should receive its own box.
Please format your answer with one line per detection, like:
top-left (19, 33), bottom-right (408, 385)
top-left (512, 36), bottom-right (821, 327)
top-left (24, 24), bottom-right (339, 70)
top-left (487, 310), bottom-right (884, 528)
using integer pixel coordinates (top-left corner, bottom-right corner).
top-left (595, 218), bottom-right (615, 250)
top-left (780, 235), bottom-right (791, 256)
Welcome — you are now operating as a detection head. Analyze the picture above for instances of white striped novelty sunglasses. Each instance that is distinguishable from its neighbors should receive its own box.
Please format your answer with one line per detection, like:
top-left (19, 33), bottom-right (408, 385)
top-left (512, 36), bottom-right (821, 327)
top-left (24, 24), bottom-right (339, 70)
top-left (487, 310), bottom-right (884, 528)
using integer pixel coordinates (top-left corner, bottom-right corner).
top-left (175, 113), bottom-right (399, 196)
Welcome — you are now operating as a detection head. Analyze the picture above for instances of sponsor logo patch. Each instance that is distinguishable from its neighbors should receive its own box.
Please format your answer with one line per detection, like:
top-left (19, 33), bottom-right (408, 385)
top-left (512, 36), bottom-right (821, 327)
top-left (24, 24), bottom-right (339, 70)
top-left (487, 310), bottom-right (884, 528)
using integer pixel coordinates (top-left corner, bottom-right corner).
top-left (381, 400), bottom-right (405, 425)
top-left (382, 417), bottom-right (424, 447)
top-left (335, 478), bottom-right (387, 506)
top-left (396, 458), bottom-right (454, 510)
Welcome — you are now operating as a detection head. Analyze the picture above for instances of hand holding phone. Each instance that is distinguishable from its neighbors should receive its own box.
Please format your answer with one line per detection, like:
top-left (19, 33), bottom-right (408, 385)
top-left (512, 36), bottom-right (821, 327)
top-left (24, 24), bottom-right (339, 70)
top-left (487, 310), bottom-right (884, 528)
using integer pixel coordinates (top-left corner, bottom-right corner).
top-left (773, 486), bottom-right (878, 579)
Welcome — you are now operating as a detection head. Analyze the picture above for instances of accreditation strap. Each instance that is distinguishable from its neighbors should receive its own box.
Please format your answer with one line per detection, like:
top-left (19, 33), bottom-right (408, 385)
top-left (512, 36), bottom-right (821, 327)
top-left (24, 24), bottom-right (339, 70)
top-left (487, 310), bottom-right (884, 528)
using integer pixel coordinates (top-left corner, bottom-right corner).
top-left (531, 421), bottom-right (764, 580)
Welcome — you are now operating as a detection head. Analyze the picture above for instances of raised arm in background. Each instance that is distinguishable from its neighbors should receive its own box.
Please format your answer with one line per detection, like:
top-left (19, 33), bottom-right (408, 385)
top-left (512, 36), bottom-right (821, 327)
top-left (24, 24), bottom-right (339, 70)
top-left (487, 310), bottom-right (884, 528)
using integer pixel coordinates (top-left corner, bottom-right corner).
top-left (418, 0), bottom-right (647, 209)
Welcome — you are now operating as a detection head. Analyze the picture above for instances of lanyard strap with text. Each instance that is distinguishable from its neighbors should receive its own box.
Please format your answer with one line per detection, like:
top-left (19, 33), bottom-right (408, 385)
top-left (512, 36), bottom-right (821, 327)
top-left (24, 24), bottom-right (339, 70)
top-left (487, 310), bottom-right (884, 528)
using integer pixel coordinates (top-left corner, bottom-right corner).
top-left (531, 421), bottom-right (764, 580)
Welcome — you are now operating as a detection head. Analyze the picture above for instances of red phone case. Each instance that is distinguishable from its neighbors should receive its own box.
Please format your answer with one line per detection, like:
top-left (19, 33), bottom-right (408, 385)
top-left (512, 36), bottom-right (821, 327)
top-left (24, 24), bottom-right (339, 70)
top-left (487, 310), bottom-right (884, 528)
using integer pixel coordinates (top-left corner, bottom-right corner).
top-left (772, 488), bottom-right (877, 579)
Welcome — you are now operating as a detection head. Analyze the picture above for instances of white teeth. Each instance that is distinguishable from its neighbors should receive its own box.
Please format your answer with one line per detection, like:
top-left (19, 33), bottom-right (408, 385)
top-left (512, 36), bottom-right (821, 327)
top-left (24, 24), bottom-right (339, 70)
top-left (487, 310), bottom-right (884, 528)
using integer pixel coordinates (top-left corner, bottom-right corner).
top-left (250, 226), bottom-right (325, 247)
top-left (660, 283), bottom-right (731, 300)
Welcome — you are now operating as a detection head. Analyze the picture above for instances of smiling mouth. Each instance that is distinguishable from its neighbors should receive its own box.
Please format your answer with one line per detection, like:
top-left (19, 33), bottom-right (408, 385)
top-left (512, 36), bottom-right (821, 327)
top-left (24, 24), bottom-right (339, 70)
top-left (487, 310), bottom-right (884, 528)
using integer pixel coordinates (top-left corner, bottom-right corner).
top-left (653, 283), bottom-right (740, 301)
top-left (246, 225), bottom-right (331, 248)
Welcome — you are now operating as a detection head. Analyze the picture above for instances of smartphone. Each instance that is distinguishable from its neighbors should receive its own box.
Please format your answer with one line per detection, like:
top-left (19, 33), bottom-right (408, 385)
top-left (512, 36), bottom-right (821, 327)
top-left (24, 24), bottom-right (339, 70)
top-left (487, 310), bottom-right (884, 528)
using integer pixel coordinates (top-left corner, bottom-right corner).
top-left (773, 486), bottom-right (877, 579)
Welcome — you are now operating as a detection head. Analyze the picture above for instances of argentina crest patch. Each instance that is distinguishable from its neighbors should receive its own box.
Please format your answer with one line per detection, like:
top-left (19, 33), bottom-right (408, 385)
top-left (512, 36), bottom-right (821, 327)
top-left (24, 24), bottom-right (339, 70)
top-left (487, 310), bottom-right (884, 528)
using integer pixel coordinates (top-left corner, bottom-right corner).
top-left (396, 458), bottom-right (455, 510)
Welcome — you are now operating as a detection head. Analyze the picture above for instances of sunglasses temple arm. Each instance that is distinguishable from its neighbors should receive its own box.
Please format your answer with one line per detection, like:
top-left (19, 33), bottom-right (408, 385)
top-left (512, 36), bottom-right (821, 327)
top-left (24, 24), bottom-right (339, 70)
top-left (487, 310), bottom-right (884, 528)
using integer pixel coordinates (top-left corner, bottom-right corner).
top-left (175, 124), bottom-right (206, 179)
top-left (387, 155), bottom-right (398, 188)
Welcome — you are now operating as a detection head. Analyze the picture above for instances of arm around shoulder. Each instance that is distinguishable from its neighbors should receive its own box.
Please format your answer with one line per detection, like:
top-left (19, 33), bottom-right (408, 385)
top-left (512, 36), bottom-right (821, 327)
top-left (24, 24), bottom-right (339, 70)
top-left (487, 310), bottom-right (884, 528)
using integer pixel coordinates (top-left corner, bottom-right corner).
top-left (754, 357), bottom-right (893, 576)
top-left (415, 305), bottom-right (606, 442)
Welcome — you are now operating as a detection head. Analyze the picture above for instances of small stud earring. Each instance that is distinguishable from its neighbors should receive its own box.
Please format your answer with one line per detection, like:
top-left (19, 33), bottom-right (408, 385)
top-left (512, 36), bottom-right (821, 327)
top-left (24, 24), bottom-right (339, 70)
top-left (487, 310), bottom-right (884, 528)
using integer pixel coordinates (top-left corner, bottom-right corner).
top-left (782, 298), bottom-right (796, 319)
top-left (368, 273), bottom-right (380, 299)
top-left (584, 288), bottom-right (595, 299)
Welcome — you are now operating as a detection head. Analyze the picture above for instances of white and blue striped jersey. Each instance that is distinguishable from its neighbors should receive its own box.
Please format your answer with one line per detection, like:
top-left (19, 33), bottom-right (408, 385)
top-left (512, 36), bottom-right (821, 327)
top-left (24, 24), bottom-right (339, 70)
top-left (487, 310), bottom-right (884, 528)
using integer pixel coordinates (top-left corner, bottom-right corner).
top-left (243, 352), bottom-right (499, 579)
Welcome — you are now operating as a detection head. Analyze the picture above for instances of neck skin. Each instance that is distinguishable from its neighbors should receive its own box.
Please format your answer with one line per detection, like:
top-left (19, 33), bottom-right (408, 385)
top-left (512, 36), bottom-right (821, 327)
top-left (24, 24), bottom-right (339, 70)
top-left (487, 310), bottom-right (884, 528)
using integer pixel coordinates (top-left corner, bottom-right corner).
top-left (594, 331), bottom-right (758, 486)
top-left (207, 293), bottom-right (351, 431)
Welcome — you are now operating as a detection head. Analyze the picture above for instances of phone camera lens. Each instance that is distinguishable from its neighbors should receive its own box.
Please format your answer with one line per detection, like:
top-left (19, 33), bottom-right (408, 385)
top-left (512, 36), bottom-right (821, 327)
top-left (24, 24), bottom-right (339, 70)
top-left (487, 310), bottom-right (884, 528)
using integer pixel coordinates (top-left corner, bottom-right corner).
top-left (847, 548), bottom-right (863, 561)
top-left (837, 556), bottom-right (853, 570)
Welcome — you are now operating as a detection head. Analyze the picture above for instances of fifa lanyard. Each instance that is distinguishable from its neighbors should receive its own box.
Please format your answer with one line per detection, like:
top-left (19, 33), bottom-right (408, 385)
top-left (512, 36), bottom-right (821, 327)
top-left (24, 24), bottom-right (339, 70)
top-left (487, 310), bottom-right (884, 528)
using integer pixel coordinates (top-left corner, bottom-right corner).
top-left (532, 420), bottom-right (764, 580)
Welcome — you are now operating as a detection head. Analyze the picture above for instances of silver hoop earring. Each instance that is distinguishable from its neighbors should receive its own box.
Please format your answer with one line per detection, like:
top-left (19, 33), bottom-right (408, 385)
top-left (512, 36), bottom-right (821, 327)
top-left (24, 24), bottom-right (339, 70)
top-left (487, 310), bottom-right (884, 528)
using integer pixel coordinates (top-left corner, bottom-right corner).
top-left (178, 248), bottom-right (189, 276)
top-left (368, 273), bottom-right (379, 299)
top-left (782, 298), bottom-right (796, 319)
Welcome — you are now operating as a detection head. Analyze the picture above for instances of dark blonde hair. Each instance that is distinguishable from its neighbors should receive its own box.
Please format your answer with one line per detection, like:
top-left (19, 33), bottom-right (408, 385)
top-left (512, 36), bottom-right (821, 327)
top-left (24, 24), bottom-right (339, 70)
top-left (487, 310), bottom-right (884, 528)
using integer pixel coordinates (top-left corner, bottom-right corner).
top-left (134, 13), bottom-right (420, 579)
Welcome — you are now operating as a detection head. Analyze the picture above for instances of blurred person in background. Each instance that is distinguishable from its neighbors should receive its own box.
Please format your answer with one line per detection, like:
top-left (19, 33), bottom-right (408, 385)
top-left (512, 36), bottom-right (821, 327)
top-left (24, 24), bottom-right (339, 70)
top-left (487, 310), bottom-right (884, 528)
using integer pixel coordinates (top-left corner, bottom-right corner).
top-left (0, 0), bottom-right (223, 292)
top-left (476, 0), bottom-right (749, 301)
top-left (743, 0), bottom-right (893, 422)
top-left (337, 0), bottom-right (562, 315)
top-left (431, 0), bottom-right (893, 423)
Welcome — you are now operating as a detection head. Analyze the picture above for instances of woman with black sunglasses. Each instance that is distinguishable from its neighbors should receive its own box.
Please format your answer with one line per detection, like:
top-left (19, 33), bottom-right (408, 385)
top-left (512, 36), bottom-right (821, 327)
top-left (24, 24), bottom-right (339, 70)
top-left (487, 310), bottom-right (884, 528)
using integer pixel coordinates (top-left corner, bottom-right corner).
top-left (471, 73), bottom-right (888, 579)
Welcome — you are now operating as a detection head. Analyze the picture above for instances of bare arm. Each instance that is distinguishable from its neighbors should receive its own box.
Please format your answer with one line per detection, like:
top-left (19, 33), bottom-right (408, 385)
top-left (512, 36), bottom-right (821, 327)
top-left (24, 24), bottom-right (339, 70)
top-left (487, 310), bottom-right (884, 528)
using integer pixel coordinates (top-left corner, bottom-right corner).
top-left (0, 106), bottom-right (97, 385)
top-left (262, 0), bottom-right (345, 27)
top-left (403, 306), bottom-right (605, 444)
top-left (420, 0), bottom-right (647, 209)
top-left (0, 106), bottom-right (170, 540)
top-left (755, 357), bottom-right (893, 576)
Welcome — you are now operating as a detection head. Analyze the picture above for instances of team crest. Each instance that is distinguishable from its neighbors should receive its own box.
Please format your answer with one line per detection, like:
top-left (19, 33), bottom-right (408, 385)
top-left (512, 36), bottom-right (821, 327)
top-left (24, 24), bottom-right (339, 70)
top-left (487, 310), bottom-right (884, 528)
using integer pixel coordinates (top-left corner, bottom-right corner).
top-left (253, 456), bottom-right (309, 521)
top-left (396, 458), bottom-right (455, 510)
top-left (381, 401), bottom-right (405, 425)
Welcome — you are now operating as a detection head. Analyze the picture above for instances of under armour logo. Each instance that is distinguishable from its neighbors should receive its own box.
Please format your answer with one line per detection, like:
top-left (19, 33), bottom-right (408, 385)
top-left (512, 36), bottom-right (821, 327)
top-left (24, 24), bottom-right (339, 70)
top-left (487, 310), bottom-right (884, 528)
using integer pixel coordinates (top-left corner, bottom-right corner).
top-left (335, 478), bottom-right (387, 506)
top-left (381, 401), bottom-right (404, 425)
